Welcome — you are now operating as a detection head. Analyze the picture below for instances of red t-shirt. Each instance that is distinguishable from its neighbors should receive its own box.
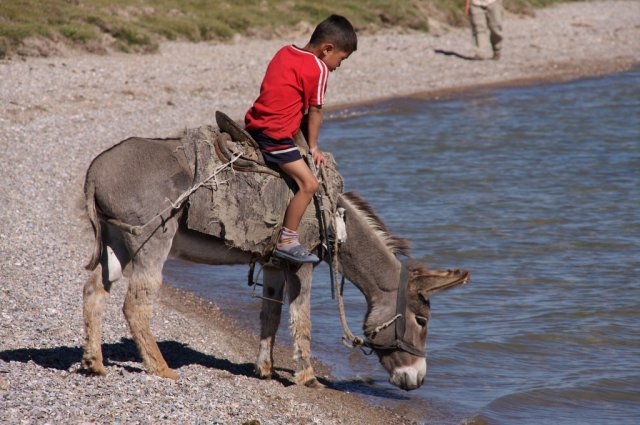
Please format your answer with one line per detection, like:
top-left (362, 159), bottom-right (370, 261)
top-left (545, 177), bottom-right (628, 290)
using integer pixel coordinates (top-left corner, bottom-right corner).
top-left (245, 45), bottom-right (328, 140)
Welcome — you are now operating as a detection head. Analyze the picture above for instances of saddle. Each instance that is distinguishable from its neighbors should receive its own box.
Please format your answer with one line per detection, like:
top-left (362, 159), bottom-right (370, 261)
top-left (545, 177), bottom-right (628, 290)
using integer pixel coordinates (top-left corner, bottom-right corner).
top-left (214, 111), bottom-right (310, 177)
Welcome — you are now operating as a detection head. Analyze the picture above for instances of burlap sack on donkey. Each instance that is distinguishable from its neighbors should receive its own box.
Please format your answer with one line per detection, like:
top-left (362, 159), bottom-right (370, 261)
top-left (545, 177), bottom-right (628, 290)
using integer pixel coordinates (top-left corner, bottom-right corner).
top-left (179, 125), bottom-right (343, 257)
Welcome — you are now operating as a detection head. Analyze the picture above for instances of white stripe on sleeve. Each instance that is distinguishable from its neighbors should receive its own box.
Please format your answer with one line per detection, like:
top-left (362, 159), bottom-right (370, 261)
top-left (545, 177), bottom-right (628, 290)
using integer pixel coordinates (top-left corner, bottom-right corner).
top-left (314, 57), bottom-right (328, 105)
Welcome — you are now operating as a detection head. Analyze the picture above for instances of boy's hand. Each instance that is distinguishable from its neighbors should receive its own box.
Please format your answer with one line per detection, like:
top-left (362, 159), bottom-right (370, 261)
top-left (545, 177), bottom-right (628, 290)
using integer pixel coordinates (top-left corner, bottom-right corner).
top-left (311, 147), bottom-right (328, 168)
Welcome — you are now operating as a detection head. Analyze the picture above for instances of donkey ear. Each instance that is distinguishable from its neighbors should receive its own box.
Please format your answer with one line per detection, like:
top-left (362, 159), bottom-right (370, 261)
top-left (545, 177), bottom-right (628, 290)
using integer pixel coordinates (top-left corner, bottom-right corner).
top-left (415, 269), bottom-right (470, 301)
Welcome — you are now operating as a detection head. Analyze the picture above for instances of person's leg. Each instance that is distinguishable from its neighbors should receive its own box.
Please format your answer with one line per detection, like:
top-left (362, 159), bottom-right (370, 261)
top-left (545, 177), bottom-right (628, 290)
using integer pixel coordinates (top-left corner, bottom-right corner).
top-left (275, 159), bottom-right (319, 262)
top-left (487, 0), bottom-right (504, 59)
top-left (279, 159), bottom-right (319, 231)
top-left (250, 131), bottom-right (319, 262)
top-left (470, 4), bottom-right (491, 59)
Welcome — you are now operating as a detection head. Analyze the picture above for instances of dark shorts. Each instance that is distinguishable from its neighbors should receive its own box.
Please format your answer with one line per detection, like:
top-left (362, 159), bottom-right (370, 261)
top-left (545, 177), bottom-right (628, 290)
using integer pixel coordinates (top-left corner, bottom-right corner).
top-left (250, 132), bottom-right (302, 165)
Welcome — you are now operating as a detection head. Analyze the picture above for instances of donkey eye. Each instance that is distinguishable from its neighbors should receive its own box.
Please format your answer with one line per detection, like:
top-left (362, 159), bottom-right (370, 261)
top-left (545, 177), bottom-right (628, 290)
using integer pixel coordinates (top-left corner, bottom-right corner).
top-left (415, 316), bottom-right (428, 327)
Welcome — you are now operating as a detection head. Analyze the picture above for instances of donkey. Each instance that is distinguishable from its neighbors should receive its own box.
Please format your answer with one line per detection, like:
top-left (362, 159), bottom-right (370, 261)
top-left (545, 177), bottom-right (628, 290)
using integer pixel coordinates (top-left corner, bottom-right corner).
top-left (82, 135), bottom-right (469, 390)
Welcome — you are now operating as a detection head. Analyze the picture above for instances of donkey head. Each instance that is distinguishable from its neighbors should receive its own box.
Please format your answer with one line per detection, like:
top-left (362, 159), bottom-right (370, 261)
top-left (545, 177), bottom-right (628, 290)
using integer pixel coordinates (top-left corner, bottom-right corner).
top-left (363, 265), bottom-right (469, 390)
top-left (334, 192), bottom-right (470, 391)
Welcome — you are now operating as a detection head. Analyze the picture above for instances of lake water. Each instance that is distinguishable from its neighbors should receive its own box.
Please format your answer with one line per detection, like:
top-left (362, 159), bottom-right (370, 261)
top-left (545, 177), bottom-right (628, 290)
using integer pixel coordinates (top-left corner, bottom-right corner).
top-left (164, 69), bottom-right (640, 424)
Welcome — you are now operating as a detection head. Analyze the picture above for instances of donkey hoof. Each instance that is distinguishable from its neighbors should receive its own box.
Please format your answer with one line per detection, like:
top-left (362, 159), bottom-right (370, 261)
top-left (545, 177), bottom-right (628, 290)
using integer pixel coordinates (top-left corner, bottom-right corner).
top-left (255, 369), bottom-right (273, 380)
top-left (156, 367), bottom-right (179, 380)
top-left (84, 367), bottom-right (107, 377)
top-left (81, 357), bottom-right (107, 376)
top-left (255, 362), bottom-right (273, 380)
top-left (303, 377), bottom-right (325, 389)
top-left (294, 367), bottom-right (322, 388)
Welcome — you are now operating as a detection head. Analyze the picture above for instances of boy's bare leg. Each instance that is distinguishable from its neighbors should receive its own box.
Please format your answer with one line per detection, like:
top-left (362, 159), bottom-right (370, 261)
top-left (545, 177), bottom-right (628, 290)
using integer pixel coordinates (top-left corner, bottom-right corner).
top-left (275, 159), bottom-right (320, 263)
top-left (279, 159), bottom-right (319, 230)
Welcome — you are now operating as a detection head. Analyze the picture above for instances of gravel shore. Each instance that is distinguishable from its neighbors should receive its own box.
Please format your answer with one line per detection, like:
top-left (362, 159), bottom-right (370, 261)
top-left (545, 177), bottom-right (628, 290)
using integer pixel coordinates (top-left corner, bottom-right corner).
top-left (1, 2), bottom-right (638, 424)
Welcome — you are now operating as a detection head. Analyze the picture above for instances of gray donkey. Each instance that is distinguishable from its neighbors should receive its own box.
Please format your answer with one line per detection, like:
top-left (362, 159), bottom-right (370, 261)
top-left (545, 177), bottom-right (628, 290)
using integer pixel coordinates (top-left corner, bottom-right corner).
top-left (81, 129), bottom-right (469, 391)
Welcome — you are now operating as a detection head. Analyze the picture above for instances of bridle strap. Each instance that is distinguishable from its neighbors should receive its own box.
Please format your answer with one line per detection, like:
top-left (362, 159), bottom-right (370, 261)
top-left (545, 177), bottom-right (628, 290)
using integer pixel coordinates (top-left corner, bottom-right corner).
top-left (333, 242), bottom-right (426, 358)
top-left (328, 205), bottom-right (426, 357)
top-left (395, 264), bottom-right (409, 342)
top-left (365, 261), bottom-right (426, 357)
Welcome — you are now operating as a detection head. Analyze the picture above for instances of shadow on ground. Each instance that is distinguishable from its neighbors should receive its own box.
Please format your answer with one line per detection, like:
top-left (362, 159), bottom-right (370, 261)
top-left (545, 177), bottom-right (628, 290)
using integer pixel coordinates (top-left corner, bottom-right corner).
top-left (0, 338), bottom-right (291, 386)
top-left (434, 49), bottom-right (477, 60)
top-left (0, 339), bottom-right (411, 398)
top-left (329, 379), bottom-right (411, 400)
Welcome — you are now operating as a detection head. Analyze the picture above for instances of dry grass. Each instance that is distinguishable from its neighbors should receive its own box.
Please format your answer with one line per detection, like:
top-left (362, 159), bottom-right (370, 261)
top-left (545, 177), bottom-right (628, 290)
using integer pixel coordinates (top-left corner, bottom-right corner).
top-left (0, 0), bottom-right (574, 58)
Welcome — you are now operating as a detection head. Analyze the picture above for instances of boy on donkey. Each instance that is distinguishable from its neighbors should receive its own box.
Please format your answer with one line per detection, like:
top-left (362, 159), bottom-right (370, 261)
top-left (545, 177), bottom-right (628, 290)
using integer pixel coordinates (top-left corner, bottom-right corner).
top-left (245, 14), bottom-right (357, 264)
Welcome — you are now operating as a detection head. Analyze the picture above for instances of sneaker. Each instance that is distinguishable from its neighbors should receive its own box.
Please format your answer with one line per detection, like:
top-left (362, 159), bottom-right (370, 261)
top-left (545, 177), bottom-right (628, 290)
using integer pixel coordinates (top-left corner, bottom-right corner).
top-left (274, 244), bottom-right (319, 264)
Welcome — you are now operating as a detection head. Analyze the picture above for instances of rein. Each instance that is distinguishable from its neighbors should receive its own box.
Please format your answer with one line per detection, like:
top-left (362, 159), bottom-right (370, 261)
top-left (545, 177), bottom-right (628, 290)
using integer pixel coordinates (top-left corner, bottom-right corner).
top-left (330, 217), bottom-right (427, 358)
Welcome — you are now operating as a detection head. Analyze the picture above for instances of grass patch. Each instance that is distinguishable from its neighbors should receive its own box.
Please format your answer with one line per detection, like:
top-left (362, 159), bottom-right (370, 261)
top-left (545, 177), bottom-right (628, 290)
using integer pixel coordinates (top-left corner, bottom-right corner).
top-left (0, 37), bottom-right (8, 59)
top-left (0, 0), bottom-right (577, 57)
top-left (57, 23), bottom-right (98, 43)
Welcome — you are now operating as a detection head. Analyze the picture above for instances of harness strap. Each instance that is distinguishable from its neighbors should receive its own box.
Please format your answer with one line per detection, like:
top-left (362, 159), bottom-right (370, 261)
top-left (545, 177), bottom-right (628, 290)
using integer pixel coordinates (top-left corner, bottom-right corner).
top-left (330, 216), bottom-right (425, 356)
top-left (313, 163), bottom-right (336, 300)
top-left (395, 265), bottom-right (409, 340)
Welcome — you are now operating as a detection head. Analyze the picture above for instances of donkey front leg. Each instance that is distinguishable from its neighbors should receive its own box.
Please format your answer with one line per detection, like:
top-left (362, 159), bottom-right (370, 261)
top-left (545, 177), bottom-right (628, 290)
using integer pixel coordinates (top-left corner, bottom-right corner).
top-left (287, 263), bottom-right (323, 388)
top-left (255, 265), bottom-right (285, 379)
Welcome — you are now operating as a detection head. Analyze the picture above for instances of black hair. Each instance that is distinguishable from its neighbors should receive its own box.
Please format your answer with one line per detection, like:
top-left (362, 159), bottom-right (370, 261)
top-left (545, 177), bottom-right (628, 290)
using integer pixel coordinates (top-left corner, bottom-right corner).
top-left (309, 14), bottom-right (357, 53)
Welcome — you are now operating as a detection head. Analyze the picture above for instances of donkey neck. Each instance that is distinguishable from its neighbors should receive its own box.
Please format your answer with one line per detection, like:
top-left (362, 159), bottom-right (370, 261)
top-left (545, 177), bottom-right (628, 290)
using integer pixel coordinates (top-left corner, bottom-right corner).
top-left (338, 202), bottom-right (402, 302)
top-left (338, 208), bottom-right (403, 338)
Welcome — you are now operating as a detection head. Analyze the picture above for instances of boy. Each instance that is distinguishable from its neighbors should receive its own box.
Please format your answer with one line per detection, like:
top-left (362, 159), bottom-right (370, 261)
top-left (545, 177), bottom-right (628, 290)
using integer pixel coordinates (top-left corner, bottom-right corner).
top-left (245, 14), bottom-right (357, 264)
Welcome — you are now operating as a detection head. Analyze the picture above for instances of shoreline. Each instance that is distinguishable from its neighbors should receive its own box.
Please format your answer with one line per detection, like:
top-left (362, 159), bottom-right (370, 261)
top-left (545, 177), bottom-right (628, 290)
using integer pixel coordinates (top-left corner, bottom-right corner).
top-left (1, 1), bottom-right (639, 424)
top-left (329, 59), bottom-right (639, 114)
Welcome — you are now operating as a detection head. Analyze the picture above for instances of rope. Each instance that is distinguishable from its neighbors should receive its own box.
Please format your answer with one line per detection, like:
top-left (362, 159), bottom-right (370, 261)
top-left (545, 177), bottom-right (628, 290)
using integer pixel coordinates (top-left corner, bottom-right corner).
top-left (367, 314), bottom-right (402, 340)
top-left (304, 156), bottom-right (365, 348)
top-left (109, 151), bottom-right (243, 235)
top-left (329, 213), bottom-right (403, 351)
top-left (331, 214), bottom-right (366, 348)
top-left (315, 165), bottom-right (335, 299)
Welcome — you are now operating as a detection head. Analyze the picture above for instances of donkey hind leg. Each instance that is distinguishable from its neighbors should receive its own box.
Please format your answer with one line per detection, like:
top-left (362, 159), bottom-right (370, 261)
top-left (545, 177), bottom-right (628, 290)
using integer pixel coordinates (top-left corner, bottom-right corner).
top-left (122, 218), bottom-right (179, 379)
top-left (287, 263), bottom-right (323, 388)
top-left (255, 265), bottom-right (286, 379)
top-left (82, 231), bottom-right (127, 376)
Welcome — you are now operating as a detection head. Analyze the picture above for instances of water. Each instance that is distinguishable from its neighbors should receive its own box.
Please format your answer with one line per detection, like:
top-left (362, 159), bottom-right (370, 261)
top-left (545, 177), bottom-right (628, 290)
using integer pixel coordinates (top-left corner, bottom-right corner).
top-left (164, 70), bottom-right (640, 424)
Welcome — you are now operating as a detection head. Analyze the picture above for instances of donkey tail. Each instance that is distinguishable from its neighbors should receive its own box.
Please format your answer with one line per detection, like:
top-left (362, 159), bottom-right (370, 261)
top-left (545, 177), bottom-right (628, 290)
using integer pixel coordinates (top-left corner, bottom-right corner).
top-left (84, 178), bottom-right (102, 271)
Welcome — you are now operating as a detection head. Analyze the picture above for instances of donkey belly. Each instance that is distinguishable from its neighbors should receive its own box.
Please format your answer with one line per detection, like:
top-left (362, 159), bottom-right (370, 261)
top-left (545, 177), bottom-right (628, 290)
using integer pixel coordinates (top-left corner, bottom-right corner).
top-left (170, 226), bottom-right (252, 265)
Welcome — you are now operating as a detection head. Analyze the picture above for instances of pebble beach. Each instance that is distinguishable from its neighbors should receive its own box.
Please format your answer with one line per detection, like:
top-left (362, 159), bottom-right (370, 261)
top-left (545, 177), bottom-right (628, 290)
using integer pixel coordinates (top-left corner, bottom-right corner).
top-left (1, 1), bottom-right (639, 424)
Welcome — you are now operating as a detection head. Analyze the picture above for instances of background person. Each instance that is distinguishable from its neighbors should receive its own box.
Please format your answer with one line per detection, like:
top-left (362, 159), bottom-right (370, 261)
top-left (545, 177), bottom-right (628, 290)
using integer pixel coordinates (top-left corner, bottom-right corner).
top-left (466, 0), bottom-right (504, 60)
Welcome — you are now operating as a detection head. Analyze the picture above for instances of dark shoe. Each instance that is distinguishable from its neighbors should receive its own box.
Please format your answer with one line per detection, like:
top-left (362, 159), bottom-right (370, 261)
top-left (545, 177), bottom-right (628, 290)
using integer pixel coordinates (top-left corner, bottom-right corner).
top-left (274, 244), bottom-right (319, 264)
top-left (493, 51), bottom-right (501, 60)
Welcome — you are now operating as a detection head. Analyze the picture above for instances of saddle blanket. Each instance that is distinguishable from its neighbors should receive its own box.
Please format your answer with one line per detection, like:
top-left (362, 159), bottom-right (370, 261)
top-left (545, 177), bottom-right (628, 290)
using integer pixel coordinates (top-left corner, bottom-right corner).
top-left (178, 126), bottom-right (343, 257)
